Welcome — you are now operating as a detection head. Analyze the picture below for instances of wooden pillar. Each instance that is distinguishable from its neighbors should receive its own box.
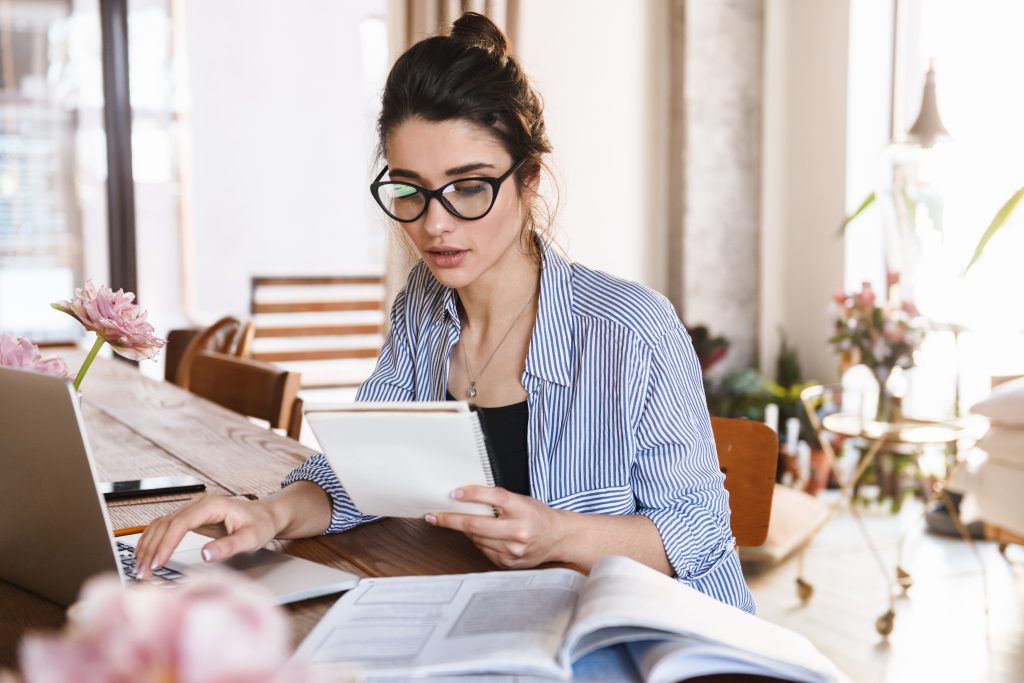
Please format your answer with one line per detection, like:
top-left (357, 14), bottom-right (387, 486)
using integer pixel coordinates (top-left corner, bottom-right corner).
top-left (99, 0), bottom-right (138, 299)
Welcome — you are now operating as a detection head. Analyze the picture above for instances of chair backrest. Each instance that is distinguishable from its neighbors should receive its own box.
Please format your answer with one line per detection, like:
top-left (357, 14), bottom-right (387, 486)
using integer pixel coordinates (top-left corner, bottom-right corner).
top-left (710, 416), bottom-right (779, 547)
top-left (168, 316), bottom-right (250, 389)
top-left (249, 275), bottom-right (385, 388)
top-left (188, 350), bottom-right (303, 440)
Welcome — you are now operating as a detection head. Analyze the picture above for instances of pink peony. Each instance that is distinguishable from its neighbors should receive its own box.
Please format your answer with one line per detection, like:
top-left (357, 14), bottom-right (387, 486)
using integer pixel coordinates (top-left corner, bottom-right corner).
top-left (0, 334), bottom-right (73, 379)
top-left (16, 573), bottom-right (313, 683)
top-left (52, 281), bottom-right (166, 361)
top-left (853, 281), bottom-right (876, 309)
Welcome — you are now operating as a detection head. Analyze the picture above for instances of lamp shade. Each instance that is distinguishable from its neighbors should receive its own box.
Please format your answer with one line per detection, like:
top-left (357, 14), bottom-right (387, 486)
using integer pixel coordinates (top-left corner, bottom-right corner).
top-left (906, 64), bottom-right (950, 148)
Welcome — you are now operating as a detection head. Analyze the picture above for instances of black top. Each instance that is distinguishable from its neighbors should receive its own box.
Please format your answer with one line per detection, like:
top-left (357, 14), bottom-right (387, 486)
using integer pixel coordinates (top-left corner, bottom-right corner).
top-left (446, 391), bottom-right (530, 497)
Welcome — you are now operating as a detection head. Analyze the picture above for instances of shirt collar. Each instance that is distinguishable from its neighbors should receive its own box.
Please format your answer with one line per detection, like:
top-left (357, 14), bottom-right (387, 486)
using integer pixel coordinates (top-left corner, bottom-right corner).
top-left (525, 243), bottom-right (574, 387)
top-left (432, 241), bottom-right (575, 387)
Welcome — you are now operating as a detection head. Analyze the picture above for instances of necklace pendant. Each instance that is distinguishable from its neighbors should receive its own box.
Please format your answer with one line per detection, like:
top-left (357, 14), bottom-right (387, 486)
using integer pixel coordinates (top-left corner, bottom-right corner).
top-left (467, 383), bottom-right (477, 399)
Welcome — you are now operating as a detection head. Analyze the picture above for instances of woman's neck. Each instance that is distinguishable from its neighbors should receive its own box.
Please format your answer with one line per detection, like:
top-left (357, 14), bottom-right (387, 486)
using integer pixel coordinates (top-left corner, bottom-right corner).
top-left (456, 248), bottom-right (540, 335)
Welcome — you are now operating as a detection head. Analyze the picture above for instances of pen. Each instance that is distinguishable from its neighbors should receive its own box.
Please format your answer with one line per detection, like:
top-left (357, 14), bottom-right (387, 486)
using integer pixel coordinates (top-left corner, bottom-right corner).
top-left (113, 524), bottom-right (148, 537)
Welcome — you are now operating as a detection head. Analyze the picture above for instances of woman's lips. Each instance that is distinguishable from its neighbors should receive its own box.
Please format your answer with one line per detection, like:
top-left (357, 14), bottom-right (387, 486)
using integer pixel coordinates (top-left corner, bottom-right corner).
top-left (426, 248), bottom-right (467, 268)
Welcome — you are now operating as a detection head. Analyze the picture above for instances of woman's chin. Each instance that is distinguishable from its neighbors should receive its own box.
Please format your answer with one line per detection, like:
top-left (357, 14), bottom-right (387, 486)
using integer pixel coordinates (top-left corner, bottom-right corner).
top-left (422, 262), bottom-right (474, 290)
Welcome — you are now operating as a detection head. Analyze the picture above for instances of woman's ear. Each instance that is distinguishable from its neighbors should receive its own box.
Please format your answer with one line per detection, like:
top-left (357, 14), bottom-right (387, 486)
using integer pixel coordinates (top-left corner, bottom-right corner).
top-left (520, 166), bottom-right (541, 200)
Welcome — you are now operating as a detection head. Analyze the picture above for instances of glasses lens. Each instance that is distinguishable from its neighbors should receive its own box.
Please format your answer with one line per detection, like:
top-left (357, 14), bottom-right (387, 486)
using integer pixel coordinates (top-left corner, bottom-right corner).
top-left (441, 179), bottom-right (495, 219)
top-left (376, 183), bottom-right (426, 221)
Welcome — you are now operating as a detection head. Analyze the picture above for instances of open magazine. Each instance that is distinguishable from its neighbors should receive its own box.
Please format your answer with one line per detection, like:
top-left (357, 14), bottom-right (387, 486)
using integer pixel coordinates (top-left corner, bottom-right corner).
top-left (293, 556), bottom-right (847, 682)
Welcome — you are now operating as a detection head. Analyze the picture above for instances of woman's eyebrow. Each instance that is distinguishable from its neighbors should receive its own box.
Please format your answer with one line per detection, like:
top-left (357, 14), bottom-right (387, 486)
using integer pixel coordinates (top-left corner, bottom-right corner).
top-left (387, 162), bottom-right (496, 180)
top-left (445, 162), bottom-right (495, 176)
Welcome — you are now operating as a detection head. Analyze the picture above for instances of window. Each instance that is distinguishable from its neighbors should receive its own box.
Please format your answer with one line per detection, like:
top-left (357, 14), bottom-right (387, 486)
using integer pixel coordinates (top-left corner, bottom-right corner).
top-left (846, 0), bottom-right (1024, 416)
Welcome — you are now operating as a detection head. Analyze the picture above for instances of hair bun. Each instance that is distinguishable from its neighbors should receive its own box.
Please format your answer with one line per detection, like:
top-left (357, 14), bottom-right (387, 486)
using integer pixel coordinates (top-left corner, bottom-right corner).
top-left (450, 12), bottom-right (510, 58)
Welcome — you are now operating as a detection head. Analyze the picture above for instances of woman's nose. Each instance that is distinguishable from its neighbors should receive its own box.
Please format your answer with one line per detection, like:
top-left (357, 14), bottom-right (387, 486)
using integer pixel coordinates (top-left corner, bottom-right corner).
top-left (421, 196), bottom-right (456, 236)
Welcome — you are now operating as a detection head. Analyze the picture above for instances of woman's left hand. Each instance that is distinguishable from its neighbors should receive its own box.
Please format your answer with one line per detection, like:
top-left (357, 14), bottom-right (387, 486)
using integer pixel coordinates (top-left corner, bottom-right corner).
top-left (426, 486), bottom-right (573, 569)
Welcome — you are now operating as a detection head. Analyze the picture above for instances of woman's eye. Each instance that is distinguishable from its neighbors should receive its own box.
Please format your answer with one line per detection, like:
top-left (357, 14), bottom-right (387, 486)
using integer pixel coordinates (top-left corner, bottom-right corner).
top-left (393, 185), bottom-right (420, 202)
top-left (453, 182), bottom-right (487, 196)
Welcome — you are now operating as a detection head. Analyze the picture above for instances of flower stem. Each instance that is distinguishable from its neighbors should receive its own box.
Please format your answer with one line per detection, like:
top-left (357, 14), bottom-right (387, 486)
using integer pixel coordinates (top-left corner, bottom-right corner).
top-left (74, 334), bottom-right (106, 391)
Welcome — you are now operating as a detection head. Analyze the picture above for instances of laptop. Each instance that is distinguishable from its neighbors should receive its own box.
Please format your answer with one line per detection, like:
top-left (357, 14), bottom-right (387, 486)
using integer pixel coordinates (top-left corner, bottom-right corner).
top-left (0, 365), bottom-right (359, 607)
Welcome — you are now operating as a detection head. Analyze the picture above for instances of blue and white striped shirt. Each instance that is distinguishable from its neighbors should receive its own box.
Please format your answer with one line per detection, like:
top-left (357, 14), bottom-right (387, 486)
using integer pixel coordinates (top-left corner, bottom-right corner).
top-left (283, 245), bottom-right (755, 613)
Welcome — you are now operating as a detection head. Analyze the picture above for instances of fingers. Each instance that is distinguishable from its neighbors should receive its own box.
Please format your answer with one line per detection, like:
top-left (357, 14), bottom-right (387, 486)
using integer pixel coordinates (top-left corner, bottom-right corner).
top-left (452, 485), bottom-right (517, 512)
top-left (428, 511), bottom-right (511, 540)
top-left (462, 534), bottom-right (530, 569)
top-left (199, 525), bottom-right (264, 563)
top-left (134, 495), bottom-right (233, 578)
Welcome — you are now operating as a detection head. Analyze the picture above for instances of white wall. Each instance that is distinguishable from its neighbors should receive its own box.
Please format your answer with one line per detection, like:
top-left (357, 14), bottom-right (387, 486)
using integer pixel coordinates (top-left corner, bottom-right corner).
top-left (180, 0), bottom-right (388, 321)
top-left (515, 0), bottom-right (669, 294)
top-left (760, 0), bottom-right (851, 383)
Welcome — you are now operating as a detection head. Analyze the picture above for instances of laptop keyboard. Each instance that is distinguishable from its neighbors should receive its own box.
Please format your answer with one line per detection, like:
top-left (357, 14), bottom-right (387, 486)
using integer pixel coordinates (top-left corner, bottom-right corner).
top-left (117, 541), bottom-right (185, 586)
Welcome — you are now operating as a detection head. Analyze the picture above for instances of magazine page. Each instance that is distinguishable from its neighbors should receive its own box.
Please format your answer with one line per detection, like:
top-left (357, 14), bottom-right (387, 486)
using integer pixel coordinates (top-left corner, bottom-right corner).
top-left (294, 567), bottom-right (586, 679)
top-left (559, 556), bottom-right (845, 682)
top-left (627, 640), bottom-right (845, 683)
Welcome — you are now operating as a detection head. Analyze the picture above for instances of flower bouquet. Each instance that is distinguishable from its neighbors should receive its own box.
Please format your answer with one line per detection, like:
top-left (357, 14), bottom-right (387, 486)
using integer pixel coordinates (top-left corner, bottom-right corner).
top-left (828, 279), bottom-right (926, 422)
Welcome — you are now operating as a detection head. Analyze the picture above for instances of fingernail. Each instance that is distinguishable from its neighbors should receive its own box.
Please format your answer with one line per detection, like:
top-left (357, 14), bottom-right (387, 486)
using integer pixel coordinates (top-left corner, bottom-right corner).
top-left (425, 514), bottom-right (436, 525)
top-left (202, 547), bottom-right (217, 562)
top-left (150, 561), bottom-right (160, 571)
top-left (450, 489), bottom-right (464, 500)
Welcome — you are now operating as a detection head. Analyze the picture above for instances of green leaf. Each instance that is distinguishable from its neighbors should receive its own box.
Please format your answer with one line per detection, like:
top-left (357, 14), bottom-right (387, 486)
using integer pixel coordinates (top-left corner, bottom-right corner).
top-left (963, 185), bottom-right (1024, 275)
top-left (839, 192), bottom-right (876, 235)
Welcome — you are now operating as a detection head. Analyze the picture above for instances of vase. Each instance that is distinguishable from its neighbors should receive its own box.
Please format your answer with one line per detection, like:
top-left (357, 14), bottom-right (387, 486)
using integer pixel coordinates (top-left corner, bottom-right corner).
top-left (872, 366), bottom-right (903, 424)
top-left (803, 448), bottom-right (831, 496)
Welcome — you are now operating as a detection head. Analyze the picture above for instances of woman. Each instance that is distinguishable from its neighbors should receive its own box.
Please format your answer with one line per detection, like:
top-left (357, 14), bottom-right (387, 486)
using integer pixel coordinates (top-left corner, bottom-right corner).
top-left (136, 13), bottom-right (754, 613)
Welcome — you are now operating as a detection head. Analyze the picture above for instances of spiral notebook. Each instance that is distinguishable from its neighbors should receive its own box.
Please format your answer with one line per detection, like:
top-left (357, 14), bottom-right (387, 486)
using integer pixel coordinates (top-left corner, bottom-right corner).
top-left (304, 402), bottom-right (501, 519)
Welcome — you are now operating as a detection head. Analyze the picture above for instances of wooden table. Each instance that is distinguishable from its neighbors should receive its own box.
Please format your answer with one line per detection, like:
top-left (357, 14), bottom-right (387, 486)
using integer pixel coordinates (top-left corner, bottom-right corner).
top-left (0, 356), bottom-right (498, 669)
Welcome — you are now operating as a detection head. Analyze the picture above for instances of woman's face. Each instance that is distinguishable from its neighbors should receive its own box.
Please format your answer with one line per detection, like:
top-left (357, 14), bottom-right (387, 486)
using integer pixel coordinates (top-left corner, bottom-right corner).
top-left (385, 117), bottom-right (530, 291)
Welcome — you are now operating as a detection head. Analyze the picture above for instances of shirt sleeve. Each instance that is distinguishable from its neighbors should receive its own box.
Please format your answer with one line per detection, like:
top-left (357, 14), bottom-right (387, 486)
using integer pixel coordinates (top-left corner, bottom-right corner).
top-left (280, 285), bottom-right (416, 534)
top-left (631, 324), bottom-right (756, 614)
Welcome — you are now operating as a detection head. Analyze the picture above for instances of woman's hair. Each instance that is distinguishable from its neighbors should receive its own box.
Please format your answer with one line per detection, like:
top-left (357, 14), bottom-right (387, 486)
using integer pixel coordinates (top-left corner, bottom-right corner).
top-left (377, 12), bottom-right (554, 257)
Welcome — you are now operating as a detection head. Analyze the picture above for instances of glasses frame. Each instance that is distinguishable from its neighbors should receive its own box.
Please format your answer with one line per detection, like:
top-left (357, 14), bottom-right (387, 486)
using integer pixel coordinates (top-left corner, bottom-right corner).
top-left (369, 159), bottom-right (525, 223)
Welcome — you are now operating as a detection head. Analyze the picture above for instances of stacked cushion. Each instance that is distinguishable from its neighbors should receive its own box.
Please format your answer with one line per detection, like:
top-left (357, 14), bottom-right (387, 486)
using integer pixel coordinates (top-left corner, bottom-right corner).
top-left (967, 378), bottom-right (1024, 536)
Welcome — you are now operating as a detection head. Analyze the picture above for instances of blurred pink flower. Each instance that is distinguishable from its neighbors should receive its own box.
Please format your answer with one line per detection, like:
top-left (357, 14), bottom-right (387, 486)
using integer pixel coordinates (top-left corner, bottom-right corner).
top-left (853, 282), bottom-right (876, 309)
top-left (0, 334), bottom-right (73, 379)
top-left (828, 282), bottom-right (925, 373)
top-left (16, 573), bottom-right (312, 683)
top-left (52, 281), bottom-right (166, 361)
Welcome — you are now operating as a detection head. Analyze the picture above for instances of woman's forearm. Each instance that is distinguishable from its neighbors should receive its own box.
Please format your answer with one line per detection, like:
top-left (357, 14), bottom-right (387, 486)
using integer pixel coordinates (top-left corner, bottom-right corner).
top-left (554, 510), bottom-right (673, 575)
top-left (262, 480), bottom-right (334, 539)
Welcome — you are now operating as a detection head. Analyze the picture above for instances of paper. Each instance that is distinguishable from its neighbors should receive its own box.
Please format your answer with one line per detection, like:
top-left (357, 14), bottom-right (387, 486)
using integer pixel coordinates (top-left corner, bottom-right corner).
top-left (306, 403), bottom-right (497, 518)
top-left (295, 568), bottom-right (586, 679)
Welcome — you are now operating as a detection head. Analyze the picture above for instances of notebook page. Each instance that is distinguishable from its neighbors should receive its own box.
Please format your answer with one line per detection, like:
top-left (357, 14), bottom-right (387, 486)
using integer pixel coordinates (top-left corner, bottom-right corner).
top-left (307, 409), bottom-right (496, 518)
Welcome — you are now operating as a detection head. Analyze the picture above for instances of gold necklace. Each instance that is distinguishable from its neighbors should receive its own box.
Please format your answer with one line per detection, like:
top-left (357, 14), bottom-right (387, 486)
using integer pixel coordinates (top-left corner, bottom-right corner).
top-left (459, 293), bottom-right (535, 399)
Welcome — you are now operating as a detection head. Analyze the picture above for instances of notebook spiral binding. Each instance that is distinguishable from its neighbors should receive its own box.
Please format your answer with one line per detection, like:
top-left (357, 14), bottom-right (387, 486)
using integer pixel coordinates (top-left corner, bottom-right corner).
top-left (468, 408), bottom-right (503, 517)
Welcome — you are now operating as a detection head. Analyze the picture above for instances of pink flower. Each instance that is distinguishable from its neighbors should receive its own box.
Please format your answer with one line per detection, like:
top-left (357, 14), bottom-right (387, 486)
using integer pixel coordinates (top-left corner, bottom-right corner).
top-left (901, 300), bottom-right (920, 317)
top-left (52, 281), bottom-right (166, 361)
top-left (854, 282), bottom-right (876, 309)
top-left (0, 334), bottom-right (73, 379)
top-left (17, 573), bottom-right (312, 683)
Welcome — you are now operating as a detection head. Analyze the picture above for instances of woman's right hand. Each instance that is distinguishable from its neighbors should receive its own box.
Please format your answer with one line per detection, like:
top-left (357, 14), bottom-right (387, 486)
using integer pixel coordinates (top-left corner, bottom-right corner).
top-left (133, 494), bottom-right (281, 579)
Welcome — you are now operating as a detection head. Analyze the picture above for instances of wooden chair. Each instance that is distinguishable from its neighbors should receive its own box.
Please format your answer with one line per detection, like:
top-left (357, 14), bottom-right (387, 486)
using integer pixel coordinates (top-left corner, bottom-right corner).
top-left (166, 316), bottom-right (251, 389)
top-left (249, 275), bottom-right (385, 388)
top-left (711, 416), bottom-right (779, 547)
top-left (187, 350), bottom-right (304, 441)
